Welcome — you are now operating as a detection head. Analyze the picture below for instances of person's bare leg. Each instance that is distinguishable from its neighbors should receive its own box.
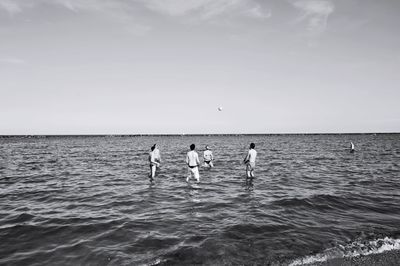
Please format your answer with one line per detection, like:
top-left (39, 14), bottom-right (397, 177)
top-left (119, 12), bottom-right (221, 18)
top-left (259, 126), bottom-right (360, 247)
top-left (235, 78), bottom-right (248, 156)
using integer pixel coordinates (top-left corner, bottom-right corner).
top-left (193, 167), bottom-right (200, 183)
top-left (186, 168), bottom-right (191, 182)
top-left (246, 164), bottom-right (251, 178)
top-left (149, 165), bottom-right (154, 181)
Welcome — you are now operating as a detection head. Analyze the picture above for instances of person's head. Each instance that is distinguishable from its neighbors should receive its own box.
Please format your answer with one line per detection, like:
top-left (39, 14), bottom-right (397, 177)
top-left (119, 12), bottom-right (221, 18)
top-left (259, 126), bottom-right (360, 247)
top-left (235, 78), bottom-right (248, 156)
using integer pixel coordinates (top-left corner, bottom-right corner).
top-left (151, 145), bottom-right (155, 151)
top-left (190, 144), bottom-right (195, 150)
top-left (153, 144), bottom-right (158, 149)
top-left (205, 145), bottom-right (209, 150)
top-left (250, 143), bottom-right (255, 149)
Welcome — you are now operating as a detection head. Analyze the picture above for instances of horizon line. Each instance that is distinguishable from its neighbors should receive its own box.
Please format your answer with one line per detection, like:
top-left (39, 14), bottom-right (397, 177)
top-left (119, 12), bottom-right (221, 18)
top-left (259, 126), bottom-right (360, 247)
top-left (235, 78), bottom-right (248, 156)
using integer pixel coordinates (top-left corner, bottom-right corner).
top-left (0, 132), bottom-right (399, 138)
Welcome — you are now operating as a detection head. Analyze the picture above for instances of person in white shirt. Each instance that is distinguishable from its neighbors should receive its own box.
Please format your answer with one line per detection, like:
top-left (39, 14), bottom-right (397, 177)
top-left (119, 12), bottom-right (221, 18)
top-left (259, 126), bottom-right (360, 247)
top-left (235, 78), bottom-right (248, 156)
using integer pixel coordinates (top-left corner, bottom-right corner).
top-left (203, 145), bottom-right (214, 168)
top-left (243, 143), bottom-right (257, 178)
top-left (350, 142), bottom-right (355, 153)
top-left (148, 145), bottom-right (160, 181)
top-left (186, 144), bottom-right (200, 183)
top-left (153, 144), bottom-right (161, 164)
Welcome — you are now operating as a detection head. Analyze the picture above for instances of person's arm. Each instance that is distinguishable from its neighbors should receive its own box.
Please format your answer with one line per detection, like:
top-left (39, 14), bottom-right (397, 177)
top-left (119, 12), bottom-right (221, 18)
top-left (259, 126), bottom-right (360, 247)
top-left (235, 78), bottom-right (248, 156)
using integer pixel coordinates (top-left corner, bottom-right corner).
top-left (150, 153), bottom-right (159, 166)
top-left (196, 153), bottom-right (200, 166)
top-left (211, 152), bottom-right (214, 161)
top-left (186, 153), bottom-right (189, 166)
top-left (243, 151), bottom-right (250, 163)
top-left (157, 150), bottom-right (161, 163)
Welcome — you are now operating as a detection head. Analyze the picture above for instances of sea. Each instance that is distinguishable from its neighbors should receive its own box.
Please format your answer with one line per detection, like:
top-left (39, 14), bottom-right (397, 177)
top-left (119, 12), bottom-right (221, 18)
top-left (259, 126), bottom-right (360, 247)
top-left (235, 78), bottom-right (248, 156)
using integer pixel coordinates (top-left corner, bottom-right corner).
top-left (1, 134), bottom-right (399, 266)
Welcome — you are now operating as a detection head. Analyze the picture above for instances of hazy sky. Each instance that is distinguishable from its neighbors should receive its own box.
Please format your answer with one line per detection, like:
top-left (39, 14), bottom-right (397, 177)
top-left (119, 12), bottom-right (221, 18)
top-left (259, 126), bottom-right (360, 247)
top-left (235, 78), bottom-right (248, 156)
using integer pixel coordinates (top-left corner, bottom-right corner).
top-left (1, 0), bottom-right (399, 134)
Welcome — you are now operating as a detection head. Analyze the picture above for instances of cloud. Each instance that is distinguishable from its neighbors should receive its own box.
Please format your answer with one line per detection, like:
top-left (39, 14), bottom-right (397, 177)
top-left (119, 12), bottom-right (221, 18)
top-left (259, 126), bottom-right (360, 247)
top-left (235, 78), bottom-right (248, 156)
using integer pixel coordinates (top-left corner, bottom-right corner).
top-left (0, 0), bottom-right (271, 30)
top-left (0, 0), bottom-right (22, 15)
top-left (292, 0), bottom-right (334, 34)
top-left (140, 0), bottom-right (210, 16)
top-left (0, 0), bottom-right (132, 17)
top-left (139, 0), bottom-right (271, 20)
top-left (53, 0), bottom-right (126, 13)
top-left (244, 6), bottom-right (272, 20)
top-left (0, 0), bottom-right (270, 20)
top-left (0, 0), bottom-right (152, 35)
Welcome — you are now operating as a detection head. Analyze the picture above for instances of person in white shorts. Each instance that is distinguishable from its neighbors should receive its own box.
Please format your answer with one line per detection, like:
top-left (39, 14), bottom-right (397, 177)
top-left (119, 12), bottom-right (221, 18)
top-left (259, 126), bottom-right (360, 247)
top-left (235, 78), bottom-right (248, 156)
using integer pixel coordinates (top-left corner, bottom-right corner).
top-left (148, 145), bottom-right (160, 181)
top-left (203, 145), bottom-right (214, 168)
top-left (186, 144), bottom-right (200, 183)
top-left (243, 143), bottom-right (257, 178)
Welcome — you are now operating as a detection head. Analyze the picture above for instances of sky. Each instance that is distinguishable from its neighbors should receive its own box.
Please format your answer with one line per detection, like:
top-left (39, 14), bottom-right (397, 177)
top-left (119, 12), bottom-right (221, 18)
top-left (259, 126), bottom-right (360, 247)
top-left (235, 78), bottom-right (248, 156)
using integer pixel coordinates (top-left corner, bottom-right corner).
top-left (0, 0), bottom-right (399, 134)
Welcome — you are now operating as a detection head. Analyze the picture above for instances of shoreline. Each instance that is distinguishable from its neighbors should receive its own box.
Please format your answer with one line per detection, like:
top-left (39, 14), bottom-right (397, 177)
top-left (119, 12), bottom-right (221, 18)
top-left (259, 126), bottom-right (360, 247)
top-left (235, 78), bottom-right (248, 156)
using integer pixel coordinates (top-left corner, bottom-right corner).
top-left (303, 249), bottom-right (400, 266)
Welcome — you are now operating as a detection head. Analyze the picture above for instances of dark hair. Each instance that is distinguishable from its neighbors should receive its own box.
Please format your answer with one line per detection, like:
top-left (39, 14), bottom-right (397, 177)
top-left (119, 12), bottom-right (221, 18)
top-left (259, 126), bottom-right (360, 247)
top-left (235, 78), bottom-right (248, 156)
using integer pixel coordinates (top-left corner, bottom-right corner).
top-left (151, 146), bottom-right (155, 151)
top-left (250, 143), bottom-right (255, 149)
top-left (190, 144), bottom-right (195, 150)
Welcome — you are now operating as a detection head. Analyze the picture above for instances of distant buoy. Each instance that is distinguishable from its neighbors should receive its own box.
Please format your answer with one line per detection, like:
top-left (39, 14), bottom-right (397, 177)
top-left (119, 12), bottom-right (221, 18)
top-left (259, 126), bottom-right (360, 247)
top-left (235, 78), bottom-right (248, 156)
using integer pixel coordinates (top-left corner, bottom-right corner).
top-left (218, 107), bottom-right (223, 111)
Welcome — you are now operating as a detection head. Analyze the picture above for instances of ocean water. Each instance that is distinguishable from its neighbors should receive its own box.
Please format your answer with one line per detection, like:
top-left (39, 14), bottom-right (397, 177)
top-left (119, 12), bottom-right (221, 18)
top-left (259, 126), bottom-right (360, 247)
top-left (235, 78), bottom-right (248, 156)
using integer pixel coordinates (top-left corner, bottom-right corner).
top-left (1, 134), bottom-right (400, 266)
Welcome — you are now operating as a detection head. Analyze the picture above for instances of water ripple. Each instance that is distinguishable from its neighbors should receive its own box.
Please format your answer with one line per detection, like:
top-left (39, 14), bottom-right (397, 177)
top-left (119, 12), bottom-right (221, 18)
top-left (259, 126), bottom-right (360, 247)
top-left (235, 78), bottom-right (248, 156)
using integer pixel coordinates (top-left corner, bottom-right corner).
top-left (1, 134), bottom-right (400, 265)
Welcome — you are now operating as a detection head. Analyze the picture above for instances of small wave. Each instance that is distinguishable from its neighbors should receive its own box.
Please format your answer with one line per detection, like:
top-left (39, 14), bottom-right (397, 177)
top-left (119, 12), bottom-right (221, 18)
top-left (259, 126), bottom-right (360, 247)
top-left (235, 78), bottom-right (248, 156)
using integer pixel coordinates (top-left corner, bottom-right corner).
top-left (289, 237), bottom-right (400, 266)
top-left (310, 156), bottom-right (336, 161)
top-left (272, 194), bottom-right (344, 210)
top-left (0, 213), bottom-right (35, 229)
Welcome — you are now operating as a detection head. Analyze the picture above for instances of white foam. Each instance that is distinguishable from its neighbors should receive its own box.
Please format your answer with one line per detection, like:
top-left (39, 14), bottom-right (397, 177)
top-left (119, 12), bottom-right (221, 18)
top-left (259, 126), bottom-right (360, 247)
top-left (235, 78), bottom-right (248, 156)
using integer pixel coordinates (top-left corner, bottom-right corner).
top-left (289, 237), bottom-right (400, 266)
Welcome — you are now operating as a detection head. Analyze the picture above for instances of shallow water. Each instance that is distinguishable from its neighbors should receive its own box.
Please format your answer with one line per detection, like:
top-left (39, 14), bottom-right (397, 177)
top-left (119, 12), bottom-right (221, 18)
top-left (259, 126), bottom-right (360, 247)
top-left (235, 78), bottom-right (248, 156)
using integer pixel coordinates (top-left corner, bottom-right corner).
top-left (1, 134), bottom-right (400, 265)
